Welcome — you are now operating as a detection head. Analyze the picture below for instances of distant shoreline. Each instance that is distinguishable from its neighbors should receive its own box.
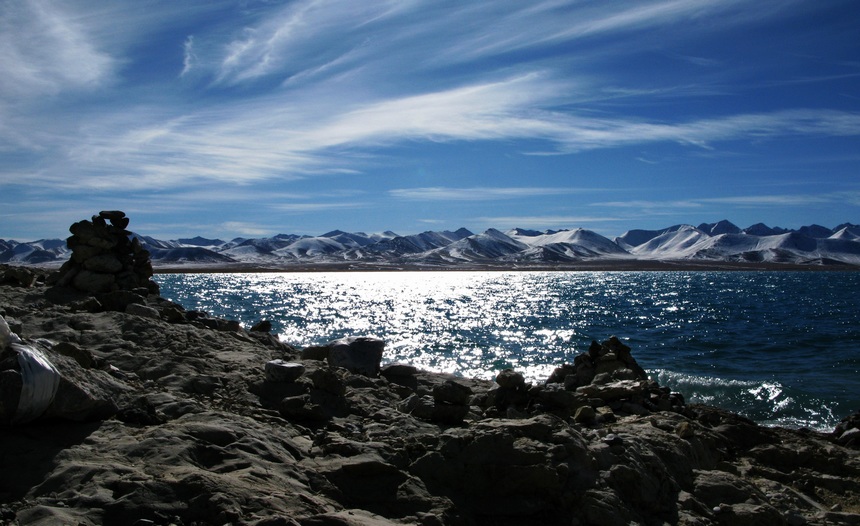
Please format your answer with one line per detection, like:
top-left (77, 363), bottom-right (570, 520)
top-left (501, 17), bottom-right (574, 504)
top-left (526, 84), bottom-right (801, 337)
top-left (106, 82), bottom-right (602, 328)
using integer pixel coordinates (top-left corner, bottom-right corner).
top-left (152, 259), bottom-right (860, 274)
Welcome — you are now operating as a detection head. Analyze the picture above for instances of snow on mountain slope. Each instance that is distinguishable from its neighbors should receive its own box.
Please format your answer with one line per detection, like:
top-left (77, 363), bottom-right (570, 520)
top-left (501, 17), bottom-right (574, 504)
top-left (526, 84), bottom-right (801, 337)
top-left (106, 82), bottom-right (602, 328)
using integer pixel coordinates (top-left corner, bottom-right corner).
top-left (275, 236), bottom-right (348, 258)
top-left (0, 238), bottom-right (70, 264)
top-left (3, 221), bottom-right (859, 267)
top-left (511, 228), bottom-right (629, 257)
top-left (146, 247), bottom-right (235, 264)
top-left (320, 230), bottom-right (377, 248)
top-left (219, 244), bottom-right (281, 262)
top-left (625, 225), bottom-right (711, 258)
top-left (369, 229), bottom-right (474, 255)
top-left (425, 229), bottom-right (528, 262)
top-left (614, 224), bottom-right (691, 250)
top-left (177, 236), bottom-right (226, 248)
top-left (830, 225), bottom-right (860, 241)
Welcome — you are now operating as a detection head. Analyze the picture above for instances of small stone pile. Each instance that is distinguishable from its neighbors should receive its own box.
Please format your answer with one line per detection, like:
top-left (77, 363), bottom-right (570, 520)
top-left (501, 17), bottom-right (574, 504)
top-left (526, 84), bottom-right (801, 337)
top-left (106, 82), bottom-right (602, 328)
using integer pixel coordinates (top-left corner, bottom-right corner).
top-left (50, 211), bottom-right (158, 295)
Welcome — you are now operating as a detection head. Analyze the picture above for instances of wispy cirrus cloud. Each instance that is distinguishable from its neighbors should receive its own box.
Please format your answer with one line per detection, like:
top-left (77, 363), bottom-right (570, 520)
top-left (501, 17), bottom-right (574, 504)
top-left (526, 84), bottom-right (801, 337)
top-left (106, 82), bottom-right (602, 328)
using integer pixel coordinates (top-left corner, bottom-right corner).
top-left (26, 73), bottom-right (860, 192)
top-left (594, 192), bottom-right (856, 210)
top-left (2, 0), bottom-right (858, 240)
top-left (0, 0), bottom-right (115, 97)
top-left (477, 216), bottom-right (622, 228)
top-left (389, 186), bottom-right (590, 201)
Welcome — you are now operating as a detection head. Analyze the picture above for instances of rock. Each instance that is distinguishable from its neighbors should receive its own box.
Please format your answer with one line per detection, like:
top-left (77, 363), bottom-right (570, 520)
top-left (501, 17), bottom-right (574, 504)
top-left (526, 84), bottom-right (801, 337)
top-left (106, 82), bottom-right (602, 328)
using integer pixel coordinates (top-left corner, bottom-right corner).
top-left (301, 345), bottom-right (330, 361)
top-left (398, 394), bottom-right (436, 421)
top-left (576, 379), bottom-right (647, 403)
top-left (432, 380), bottom-right (472, 405)
top-left (250, 320), bottom-right (273, 333)
top-left (72, 269), bottom-right (116, 294)
top-left (52, 341), bottom-right (96, 369)
top-left (125, 303), bottom-right (160, 319)
top-left (3, 275), bottom-right (860, 526)
top-left (0, 370), bottom-right (23, 423)
top-left (0, 266), bottom-right (37, 287)
top-left (310, 367), bottom-right (346, 396)
top-left (83, 253), bottom-right (123, 273)
top-left (98, 290), bottom-right (146, 312)
top-left (495, 368), bottom-right (525, 389)
top-left (574, 405), bottom-right (596, 424)
top-left (51, 212), bottom-right (157, 295)
top-left (265, 360), bottom-right (306, 383)
top-left (327, 336), bottom-right (384, 377)
top-left (380, 363), bottom-right (418, 377)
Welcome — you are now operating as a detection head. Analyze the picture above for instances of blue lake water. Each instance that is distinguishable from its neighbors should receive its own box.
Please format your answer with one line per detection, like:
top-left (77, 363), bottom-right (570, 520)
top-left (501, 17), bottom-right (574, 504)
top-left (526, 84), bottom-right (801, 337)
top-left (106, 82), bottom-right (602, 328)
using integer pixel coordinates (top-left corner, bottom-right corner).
top-left (155, 270), bottom-right (860, 431)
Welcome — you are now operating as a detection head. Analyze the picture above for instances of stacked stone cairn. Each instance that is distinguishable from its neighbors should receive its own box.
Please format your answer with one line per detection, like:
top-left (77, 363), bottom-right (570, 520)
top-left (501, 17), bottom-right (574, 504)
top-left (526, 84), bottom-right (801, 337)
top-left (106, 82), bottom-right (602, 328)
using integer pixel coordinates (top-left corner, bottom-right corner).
top-left (50, 211), bottom-right (158, 295)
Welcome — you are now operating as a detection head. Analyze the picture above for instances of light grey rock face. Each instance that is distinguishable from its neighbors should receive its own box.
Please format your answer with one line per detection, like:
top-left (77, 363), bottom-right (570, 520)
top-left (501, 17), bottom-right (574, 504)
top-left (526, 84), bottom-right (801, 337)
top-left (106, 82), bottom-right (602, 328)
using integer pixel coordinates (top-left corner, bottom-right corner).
top-left (327, 336), bottom-right (384, 377)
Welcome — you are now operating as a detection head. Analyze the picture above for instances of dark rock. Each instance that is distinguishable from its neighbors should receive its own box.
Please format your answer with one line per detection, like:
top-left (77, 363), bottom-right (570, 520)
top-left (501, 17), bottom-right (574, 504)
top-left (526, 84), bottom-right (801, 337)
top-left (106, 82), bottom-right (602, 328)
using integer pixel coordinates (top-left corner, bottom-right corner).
top-left (310, 368), bottom-right (346, 396)
top-left (0, 266), bottom-right (37, 287)
top-left (0, 369), bottom-right (23, 424)
top-left (250, 320), bottom-right (273, 333)
top-left (72, 270), bottom-right (115, 294)
top-left (98, 290), bottom-right (146, 312)
top-left (53, 212), bottom-right (156, 295)
top-left (380, 363), bottom-right (418, 377)
top-left (116, 397), bottom-right (165, 426)
top-left (98, 210), bottom-right (126, 221)
top-left (327, 336), bottom-right (384, 377)
top-left (495, 368), bottom-right (525, 389)
top-left (301, 345), bottom-right (330, 361)
top-left (574, 405), bottom-right (596, 424)
top-left (432, 380), bottom-right (472, 406)
top-left (52, 341), bottom-right (96, 369)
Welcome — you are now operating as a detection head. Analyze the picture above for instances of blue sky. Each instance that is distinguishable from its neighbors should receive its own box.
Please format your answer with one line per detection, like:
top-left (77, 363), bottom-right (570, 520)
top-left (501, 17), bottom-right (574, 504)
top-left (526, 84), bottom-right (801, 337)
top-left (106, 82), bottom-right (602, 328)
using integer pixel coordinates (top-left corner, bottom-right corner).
top-left (1, 0), bottom-right (859, 241)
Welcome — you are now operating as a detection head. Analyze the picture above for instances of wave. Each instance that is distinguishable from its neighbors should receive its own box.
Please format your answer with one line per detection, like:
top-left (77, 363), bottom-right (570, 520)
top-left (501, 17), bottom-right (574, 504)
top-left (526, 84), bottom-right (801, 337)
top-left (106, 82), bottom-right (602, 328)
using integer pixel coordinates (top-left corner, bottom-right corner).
top-left (650, 369), bottom-right (842, 432)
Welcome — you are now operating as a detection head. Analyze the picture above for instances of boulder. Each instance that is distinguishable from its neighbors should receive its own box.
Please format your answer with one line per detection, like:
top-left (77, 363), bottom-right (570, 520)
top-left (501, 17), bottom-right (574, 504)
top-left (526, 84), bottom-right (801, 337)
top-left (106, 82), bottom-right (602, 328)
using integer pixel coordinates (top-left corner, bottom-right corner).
top-left (0, 266), bottom-right (37, 288)
top-left (432, 380), bottom-right (472, 406)
top-left (495, 368), bottom-right (526, 389)
top-left (265, 360), bottom-right (306, 383)
top-left (327, 336), bottom-right (385, 377)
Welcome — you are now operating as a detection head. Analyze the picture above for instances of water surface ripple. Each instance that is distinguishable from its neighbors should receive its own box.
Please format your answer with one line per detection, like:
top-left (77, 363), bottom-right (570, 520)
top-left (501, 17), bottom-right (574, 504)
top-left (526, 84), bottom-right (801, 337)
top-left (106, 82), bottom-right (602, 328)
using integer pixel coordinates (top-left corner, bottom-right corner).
top-left (156, 271), bottom-right (860, 431)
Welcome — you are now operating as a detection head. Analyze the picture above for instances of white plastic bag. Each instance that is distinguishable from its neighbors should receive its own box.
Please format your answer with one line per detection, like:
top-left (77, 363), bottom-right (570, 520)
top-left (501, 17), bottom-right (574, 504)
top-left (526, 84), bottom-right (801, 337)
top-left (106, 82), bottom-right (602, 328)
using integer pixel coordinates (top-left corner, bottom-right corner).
top-left (2, 316), bottom-right (60, 423)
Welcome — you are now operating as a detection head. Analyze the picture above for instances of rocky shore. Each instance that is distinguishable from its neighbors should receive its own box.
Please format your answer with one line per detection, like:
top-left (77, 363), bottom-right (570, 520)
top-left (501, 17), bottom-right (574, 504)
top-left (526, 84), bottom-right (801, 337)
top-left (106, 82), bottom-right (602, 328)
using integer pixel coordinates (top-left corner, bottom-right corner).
top-left (1, 263), bottom-right (859, 526)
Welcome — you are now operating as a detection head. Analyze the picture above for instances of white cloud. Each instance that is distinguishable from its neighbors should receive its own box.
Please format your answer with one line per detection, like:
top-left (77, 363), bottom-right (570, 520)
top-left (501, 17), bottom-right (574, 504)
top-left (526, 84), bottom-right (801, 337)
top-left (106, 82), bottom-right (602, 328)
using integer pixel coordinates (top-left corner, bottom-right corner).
top-left (219, 221), bottom-right (273, 237)
top-left (271, 202), bottom-right (369, 213)
top-left (181, 35), bottom-right (196, 77)
top-left (478, 215), bottom-right (621, 228)
top-left (0, 1), bottom-right (115, 97)
top-left (390, 186), bottom-right (587, 201)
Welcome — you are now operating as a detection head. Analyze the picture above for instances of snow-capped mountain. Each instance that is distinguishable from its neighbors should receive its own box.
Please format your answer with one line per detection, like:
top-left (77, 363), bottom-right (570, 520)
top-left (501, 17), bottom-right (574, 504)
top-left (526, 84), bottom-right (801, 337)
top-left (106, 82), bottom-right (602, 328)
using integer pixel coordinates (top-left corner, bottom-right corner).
top-left (3, 220), bottom-right (859, 268)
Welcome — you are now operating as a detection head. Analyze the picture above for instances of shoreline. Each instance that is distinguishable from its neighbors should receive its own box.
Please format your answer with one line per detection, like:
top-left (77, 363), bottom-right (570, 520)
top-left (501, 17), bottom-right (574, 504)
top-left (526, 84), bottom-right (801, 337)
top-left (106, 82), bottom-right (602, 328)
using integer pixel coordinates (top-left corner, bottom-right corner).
top-left (1, 267), bottom-right (858, 524)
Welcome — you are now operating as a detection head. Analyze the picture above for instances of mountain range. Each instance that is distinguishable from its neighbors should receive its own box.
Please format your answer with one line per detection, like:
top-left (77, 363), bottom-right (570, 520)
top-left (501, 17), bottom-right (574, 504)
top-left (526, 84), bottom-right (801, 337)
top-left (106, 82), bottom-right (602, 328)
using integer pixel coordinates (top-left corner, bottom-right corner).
top-left (2, 220), bottom-right (859, 268)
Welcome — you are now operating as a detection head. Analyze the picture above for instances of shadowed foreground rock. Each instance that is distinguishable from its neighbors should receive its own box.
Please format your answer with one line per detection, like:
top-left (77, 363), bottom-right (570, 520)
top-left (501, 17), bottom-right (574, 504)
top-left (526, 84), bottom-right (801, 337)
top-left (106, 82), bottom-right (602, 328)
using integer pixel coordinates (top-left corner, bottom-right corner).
top-left (1, 265), bottom-right (859, 526)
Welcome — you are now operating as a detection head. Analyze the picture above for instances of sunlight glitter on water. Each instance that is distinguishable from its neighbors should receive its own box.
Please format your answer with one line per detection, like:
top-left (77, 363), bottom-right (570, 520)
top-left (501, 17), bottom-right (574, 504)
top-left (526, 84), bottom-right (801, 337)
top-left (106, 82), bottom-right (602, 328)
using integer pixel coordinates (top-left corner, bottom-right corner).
top-left (156, 270), bottom-right (860, 430)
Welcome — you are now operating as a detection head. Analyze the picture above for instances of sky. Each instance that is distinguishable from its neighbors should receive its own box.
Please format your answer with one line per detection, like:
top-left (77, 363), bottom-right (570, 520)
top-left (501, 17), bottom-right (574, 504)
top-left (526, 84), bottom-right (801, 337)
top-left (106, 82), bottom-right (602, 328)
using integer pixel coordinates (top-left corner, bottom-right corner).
top-left (1, 0), bottom-right (859, 242)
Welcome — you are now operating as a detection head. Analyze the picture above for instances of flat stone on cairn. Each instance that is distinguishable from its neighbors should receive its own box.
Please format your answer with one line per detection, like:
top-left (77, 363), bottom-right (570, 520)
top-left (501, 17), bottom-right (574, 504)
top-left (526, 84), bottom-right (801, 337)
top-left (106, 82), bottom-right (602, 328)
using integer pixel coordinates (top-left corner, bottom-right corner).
top-left (49, 211), bottom-right (158, 297)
